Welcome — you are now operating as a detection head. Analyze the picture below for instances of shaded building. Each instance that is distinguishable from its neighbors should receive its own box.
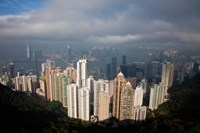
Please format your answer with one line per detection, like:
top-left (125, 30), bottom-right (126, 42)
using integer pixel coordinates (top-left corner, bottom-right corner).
top-left (9, 62), bottom-right (15, 78)
top-left (111, 57), bottom-right (117, 80)
top-left (120, 65), bottom-right (128, 78)
top-left (122, 54), bottom-right (126, 65)
top-left (106, 63), bottom-right (111, 80)
top-left (2, 66), bottom-right (7, 75)
top-left (161, 62), bottom-right (174, 97)
top-left (134, 106), bottom-right (147, 121)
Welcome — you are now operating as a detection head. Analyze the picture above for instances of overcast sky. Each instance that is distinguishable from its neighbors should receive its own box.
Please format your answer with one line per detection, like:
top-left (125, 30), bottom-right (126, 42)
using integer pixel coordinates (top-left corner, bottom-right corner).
top-left (0, 0), bottom-right (200, 48)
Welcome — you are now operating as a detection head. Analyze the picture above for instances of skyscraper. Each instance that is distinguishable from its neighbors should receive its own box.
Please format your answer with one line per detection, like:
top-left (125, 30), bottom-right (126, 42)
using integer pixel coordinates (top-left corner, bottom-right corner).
top-left (149, 83), bottom-right (165, 110)
top-left (27, 43), bottom-right (31, 59)
top-left (161, 62), bottom-right (174, 97)
top-left (112, 72), bottom-right (134, 120)
top-left (86, 76), bottom-right (95, 107)
top-left (111, 57), bottom-right (117, 79)
top-left (93, 79), bottom-right (109, 117)
top-left (67, 83), bottom-right (78, 118)
top-left (98, 91), bottom-right (110, 121)
top-left (78, 87), bottom-right (90, 121)
top-left (122, 55), bottom-right (126, 65)
top-left (134, 85), bottom-right (144, 107)
top-left (9, 62), bottom-right (15, 78)
top-left (106, 63), bottom-right (111, 80)
top-left (66, 44), bottom-right (72, 63)
top-left (76, 59), bottom-right (87, 88)
top-left (45, 67), bottom-right (53, 100)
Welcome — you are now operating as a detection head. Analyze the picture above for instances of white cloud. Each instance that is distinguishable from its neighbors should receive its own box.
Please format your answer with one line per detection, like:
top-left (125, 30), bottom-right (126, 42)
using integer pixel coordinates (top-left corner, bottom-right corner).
top-left (88, 34), bottom-right (142, 44)
top-left (0, 0), bottom-right (200, 47)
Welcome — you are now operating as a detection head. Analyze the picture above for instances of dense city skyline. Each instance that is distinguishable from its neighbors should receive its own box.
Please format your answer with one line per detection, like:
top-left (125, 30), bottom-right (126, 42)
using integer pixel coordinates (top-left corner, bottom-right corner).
top-left (0, 1), bottom-right (200, 132)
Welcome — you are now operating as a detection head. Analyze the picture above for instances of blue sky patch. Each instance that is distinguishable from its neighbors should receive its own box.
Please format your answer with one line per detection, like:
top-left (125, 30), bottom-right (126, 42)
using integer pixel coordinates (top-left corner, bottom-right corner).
top-left (0, 0), bottom-right (44, 15)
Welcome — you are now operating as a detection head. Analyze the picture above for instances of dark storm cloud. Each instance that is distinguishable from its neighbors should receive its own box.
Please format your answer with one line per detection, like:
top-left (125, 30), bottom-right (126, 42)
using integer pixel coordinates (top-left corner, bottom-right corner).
top-left (0, 0), bottom-right (200, 47)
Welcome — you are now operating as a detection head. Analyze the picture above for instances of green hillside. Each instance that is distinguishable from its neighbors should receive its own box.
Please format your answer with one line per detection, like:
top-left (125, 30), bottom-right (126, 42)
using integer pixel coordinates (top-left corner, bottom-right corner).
top-left (0, 73), bottom-right (200, 132)
top-left (0, 84), bottom-right (88, 133)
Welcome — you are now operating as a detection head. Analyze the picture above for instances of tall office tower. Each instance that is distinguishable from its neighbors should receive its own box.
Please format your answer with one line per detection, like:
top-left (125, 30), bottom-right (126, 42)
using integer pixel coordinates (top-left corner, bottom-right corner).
top-left (93, 79), bottom-right (109, 117)
top-left (78, 87), bottom-right (90, 121)
top-left (127, 64), bottom-right (136, 77)
top-left (161, 62), bottom-right (174, 97)
top-left (120, 65), bottom-right (128, 78)
top-left (149, 83), bottom-right (165, 110)
top-left (134, 106), bottom-right (147, 121)
top-left (122, 55), bottom-right (126, 65)
top-left (134, 85), bottom-right (144, 107)
top-left (112, 72), bottom-right (134, 120)
top-left (76, 59), bottom-right (87, 88)
top-left (98, 91), bottom-right (110, 121)
top-left (9, 62), bottom-right (15, 78)
top-left (27, 43), bottom-right (31, 59)
top-left (66, 44), bottom-right (72, 64)
top-left (87, 76), bottom-right (95, 107)
top-left (147, 61), bottom-right (160, 79)
top-left (106, 63), bottom-right (111, 80)
top-left (67, 83), bottom-right (78, 118)
top-left (111, 57), bottom-right (117, 80)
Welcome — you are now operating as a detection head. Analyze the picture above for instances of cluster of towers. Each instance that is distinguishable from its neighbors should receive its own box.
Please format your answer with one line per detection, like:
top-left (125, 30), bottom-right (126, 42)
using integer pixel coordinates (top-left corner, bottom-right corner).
top-left (2, 57), bottom-right (176, 122)
top-left (0, 44), bottom-right (179, 122)
top-left (42, 58), bottom-right (148, 121)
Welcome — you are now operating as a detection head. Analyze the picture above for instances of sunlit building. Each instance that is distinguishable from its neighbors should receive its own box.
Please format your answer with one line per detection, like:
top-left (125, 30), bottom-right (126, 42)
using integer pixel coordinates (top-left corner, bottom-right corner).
top-left (67, 83), bottom-right (78, 118)
top-left (112, 72), bottom-right (134, 120)
top-left (76, 59), bottom-right (87, 88)
top-left (149, 83), bottom-right (165, 110)
top-left (78, 87), bottom-right (90, 121)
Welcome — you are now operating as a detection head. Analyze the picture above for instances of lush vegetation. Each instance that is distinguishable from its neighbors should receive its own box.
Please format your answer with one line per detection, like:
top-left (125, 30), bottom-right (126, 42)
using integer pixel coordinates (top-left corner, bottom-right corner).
top-left (0, 84), bottom-right (88, 133)
top-left (0, 73), bottom-right (200, 132)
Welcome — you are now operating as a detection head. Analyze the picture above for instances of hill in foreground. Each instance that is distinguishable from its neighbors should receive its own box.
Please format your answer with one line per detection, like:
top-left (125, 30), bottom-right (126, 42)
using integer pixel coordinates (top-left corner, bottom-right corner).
top-left (0, 73), bottom-right (200, 132)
